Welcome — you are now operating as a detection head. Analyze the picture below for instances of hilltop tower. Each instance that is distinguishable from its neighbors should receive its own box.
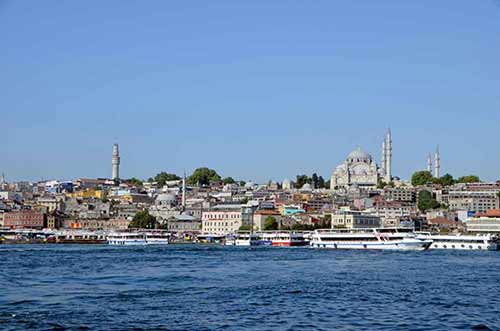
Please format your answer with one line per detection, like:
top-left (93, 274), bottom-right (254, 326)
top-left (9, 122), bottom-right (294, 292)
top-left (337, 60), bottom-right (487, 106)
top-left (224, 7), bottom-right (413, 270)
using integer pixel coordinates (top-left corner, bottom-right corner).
top-left (112, 143), bottom-right (120, 181)
top-left (427, 153), bottom-right (432, 173)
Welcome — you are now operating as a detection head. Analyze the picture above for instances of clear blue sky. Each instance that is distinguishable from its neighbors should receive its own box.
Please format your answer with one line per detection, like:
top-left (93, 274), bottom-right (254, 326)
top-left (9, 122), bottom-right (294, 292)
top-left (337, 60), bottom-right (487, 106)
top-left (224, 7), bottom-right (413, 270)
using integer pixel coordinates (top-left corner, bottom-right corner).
top-left (2, 0), bottom-right (500, 183)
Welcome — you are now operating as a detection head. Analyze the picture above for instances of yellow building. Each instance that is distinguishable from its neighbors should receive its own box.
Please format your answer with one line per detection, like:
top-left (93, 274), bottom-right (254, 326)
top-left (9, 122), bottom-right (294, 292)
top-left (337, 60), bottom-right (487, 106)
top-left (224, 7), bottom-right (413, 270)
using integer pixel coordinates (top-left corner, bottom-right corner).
top-left (66, 189), bottom-right (105, 200)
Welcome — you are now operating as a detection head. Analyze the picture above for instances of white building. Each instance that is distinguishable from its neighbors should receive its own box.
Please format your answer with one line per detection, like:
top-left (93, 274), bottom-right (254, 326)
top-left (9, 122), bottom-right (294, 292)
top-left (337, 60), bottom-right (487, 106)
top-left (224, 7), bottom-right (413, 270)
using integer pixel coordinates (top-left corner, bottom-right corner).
top-left (202, 205), bottom-right (250, 234)
top-left (466, 209), bottom-right (500, 233)
top-left (331, 210), bottom-right (381, 229)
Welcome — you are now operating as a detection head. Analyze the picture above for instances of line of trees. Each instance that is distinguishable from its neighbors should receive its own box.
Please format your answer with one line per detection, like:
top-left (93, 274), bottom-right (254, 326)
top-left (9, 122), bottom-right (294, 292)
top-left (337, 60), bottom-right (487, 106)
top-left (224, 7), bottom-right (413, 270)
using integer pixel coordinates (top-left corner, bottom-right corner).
top-left (411, 171), bottom-right (480, 187)
top-left (295, 173), bottom-right (329, 189)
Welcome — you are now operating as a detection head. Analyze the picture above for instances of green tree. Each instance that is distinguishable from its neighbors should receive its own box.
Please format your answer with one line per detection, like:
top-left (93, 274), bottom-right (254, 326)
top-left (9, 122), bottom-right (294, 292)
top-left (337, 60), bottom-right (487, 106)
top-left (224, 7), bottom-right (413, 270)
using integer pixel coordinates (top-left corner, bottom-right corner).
top-left (457, 175), bottom-right (480, 183)
top-left (239, 225), bottom-right (252, 231)
top-left (188, 167), bottom-right (221, 186)
top-left (437, 173), bottom-right (455, 186)
top-left (411, 171), bottom-right (434, 186)
top-left (296, 175), bottom-right (311, 189)
top-left (263, 216), bottom-right (279, 230)
top-left (239, 180), bottom-right (246, 187)
top-left (223, 177), bottom-right (236, 185)
top-left (377, 180), bottom-right (387, 189)
top-left (129, 210), bottom-right (158, 229)
top-left (417, 190), bottom-right (441, 212)
top-left (152, 172), bottom-right (181, 187)
top-left (126, 177), bottom-right (143, 187)
top-left (318, 176), bottom-right (326, 189)
top-left (312, 173), bottom-right (319, 189)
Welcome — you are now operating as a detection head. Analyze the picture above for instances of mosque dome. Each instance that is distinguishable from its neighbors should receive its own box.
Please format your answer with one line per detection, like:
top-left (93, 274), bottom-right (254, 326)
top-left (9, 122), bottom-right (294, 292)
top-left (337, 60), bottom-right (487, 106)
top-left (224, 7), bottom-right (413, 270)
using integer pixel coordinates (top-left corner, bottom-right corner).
top-left (301, 183), bottom-right (312, 191)
top-left (347, 147), bottom-right (372, 162)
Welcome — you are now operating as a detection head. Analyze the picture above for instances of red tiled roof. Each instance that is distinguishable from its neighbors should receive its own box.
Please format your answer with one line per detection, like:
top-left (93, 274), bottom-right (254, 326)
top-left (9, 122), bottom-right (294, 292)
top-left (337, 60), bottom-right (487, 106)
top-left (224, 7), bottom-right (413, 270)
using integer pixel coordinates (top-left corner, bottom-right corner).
top-left (255, 210), bottom-right (280, 215)
top-left (428, 217), bottom-right (457, 225)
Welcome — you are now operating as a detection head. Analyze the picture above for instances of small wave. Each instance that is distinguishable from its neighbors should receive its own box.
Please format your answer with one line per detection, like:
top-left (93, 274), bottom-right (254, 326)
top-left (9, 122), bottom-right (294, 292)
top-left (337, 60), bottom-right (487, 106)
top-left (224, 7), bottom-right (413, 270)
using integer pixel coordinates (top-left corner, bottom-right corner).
top-left (471, 324), bottom-right (492, 331)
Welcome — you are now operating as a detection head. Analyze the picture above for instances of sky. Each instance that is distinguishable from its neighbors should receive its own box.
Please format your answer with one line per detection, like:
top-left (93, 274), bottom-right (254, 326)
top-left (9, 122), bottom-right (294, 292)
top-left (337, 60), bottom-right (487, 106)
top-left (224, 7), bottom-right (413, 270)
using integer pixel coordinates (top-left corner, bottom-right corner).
top-left (1, 0), bottom-right (500, 183)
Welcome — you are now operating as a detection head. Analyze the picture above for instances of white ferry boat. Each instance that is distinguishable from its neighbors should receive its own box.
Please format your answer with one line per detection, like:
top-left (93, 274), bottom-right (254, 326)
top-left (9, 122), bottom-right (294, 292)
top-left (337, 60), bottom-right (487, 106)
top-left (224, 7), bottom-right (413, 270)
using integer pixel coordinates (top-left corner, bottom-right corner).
top-left (416, 233), bottom-right (499, 251)
top-left (143, 231), bottom-right (170, 245)
top-left (261, 232), bottom-right (307, 247)
top-left (107, 232), bottom-right (147, 245)
top-left (310, 228), bottom-right (432, 251)
top-left (225, 232), bottom-right (260, 246)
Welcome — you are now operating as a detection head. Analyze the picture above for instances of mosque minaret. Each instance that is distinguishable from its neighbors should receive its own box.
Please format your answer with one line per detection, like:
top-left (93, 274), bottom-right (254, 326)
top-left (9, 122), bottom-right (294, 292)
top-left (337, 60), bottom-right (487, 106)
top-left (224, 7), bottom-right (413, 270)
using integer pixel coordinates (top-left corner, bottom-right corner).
top-left (427, 153), bottom-right (433, 173)
top-left (381, 140), bottom-right (386, 176)
top-left (434, 146), bottom-right (440, 178)
top-left (112, 143), bottom-right (120, 181)
top-left (384, 129), bottom-right (392, 183)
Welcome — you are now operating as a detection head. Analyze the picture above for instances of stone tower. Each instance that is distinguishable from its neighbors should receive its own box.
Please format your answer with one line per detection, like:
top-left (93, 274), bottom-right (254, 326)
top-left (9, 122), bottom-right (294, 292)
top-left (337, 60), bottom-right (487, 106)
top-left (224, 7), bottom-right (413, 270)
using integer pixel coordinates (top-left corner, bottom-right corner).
top-left (112, 143), bottom-right (120, 181)
top-left (427, 153), bottom-right (432, 173)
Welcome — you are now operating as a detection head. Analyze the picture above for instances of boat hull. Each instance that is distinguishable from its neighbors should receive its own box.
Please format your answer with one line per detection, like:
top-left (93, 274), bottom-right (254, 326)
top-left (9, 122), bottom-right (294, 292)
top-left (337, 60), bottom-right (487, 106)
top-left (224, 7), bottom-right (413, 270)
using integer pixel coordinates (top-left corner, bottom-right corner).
top-left (108, 240), bottom-right (147, 246)
top-left (428, 242), bottom-right (497, 251)
top-left (310, 240), bottom-right (432, 251)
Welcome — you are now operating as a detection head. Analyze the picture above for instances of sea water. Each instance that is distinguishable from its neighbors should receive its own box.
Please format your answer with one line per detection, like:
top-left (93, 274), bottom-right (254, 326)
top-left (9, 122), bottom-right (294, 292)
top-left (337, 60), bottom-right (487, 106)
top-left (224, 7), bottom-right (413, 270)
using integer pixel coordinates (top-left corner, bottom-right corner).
top-left (0, 245), bottom-right (498, 331)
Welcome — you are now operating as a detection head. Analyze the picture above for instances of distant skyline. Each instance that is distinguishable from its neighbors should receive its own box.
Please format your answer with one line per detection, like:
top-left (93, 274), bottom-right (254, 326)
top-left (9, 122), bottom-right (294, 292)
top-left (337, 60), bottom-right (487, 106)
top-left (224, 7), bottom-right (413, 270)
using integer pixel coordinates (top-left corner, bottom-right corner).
top-left (2, 1), bottom-right (500, 183)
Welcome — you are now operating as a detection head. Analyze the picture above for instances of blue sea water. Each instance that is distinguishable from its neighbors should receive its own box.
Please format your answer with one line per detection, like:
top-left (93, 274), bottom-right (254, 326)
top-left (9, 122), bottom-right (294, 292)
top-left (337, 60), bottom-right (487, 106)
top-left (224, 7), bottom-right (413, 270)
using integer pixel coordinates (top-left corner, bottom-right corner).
top-left (0, 245), bottom-right (499, 331)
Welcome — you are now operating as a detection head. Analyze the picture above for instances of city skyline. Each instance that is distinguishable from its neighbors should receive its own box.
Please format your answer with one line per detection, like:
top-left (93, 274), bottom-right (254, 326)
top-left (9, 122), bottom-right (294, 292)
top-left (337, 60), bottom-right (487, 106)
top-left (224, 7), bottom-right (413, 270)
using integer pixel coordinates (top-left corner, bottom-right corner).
top-left (2, 1), bottom-right (500, 182)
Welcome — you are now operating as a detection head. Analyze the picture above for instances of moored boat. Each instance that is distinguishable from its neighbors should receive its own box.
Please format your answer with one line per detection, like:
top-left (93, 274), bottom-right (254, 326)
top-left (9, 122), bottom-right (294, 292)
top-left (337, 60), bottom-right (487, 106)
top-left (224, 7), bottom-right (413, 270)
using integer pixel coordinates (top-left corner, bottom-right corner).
top-left (261, 232), bottom-right (307, 247)
top-left (416, 232), bottom-right (499, 251)
top-left (107, 232), bottom-right (147, 245)
top-left (144, 231), bottom-right (170, 245)
top-left (225, 232), bottom-right (260, 246)
top-left (310, 228), bottom-right (432, 251)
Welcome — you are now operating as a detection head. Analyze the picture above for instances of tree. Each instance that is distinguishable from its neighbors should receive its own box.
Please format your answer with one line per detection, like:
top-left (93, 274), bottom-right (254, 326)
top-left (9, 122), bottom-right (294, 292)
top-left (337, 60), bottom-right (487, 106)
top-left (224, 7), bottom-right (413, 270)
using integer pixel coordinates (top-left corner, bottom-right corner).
top-left (318, 176), bottom-right (326, 189)
top-left (457, 175), bottom-right (480, 184)
top-left (417, 190), bottom-right (441, 212)
top-left (263, 216), bottom-right (278, 231)
top-left (296, 175), bottom-right (311, 189)
top-left (411, 171), bottom-right (434, 186)
top-left (377, 180), bottom-right (387, 189)
top-left (223, 177), bottom-right (236, 185)
top-left (188, 167), bottom-right (221, 186)
top-left (129, 210), bottom-right (158, 229)
top-left (239, 180), bottom-right (246, 187)
top-left (239, 225), bottom-right (252, 231)
top-left (312, 173), bottom-right (319, 189)
top-left (435, 173), bottom-right (454, 186)
top-left (126, 177), bottom-right (143, 187)
top-left (152, 172), bottom-right (181, 187)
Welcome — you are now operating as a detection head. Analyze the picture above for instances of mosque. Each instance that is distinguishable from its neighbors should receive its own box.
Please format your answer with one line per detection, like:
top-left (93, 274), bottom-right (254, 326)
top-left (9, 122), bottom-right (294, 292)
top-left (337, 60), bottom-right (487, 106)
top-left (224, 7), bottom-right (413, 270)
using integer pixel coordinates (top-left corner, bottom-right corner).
top-left (330, 129), bottom-right (393, 190)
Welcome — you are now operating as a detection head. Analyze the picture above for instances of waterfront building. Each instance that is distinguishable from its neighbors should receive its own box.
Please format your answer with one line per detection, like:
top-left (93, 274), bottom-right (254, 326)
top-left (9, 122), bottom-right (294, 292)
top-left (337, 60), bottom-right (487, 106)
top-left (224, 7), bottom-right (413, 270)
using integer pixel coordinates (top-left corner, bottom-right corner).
top-left (63, 218), bottom-right (130, 230)
top-left (165, 214), bottom-right (201, 234)
top-left (466, 209), bottom-right (500, 233)
top-left (427, 217), bottom-right (464, 233)
top-left (3, 210), bottom-right (44, 229)
top-left (331, 210), bottom-right (381, 229)
top-left (201, 204), bottom-right (249, 235)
